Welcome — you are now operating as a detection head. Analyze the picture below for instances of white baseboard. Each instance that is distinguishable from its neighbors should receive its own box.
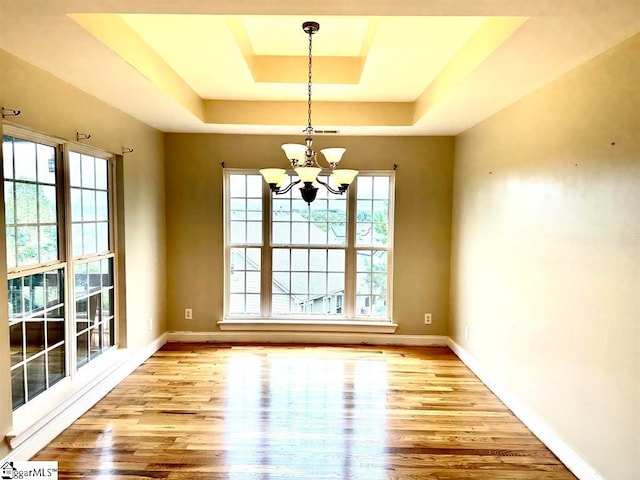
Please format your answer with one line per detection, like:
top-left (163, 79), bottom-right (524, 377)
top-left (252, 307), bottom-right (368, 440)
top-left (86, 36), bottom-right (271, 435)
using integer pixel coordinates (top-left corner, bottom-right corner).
top-left (4, 332), bottom-right (599, 480)
top-left (447, 338), bottom-right (604, 480)
top-left (3, 333), bottom-right (168, 462)
top-left (168, 330), bottom-right (449, 346)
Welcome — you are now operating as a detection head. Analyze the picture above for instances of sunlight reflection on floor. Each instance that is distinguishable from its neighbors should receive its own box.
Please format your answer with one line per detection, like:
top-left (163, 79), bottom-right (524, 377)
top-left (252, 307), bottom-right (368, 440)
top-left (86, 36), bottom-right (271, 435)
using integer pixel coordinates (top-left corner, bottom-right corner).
top-left (225, 352), bottom-right (388, 479)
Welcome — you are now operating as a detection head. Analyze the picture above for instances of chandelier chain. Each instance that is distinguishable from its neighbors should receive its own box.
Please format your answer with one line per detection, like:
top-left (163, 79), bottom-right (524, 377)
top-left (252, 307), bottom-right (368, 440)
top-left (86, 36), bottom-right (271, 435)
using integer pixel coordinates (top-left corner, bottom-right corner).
top-left (259, 21), bottom-right (357, 205)
top-left (307, 26), bottom-right (313, 134)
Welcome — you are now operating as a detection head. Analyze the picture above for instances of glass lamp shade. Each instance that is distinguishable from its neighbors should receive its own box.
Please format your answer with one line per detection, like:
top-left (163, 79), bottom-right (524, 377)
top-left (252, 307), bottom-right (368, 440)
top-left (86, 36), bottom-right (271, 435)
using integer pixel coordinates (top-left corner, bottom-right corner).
top-left (294, 166), bottom-right (322, 183)
top-left (331, 169), bottom-right (359, 186)
top-left (320, 148), bottom-right (346, 165)
top-left (281, 143), bottom-right (307, 163)
top-left (260, 168), bottom-right (287, 185)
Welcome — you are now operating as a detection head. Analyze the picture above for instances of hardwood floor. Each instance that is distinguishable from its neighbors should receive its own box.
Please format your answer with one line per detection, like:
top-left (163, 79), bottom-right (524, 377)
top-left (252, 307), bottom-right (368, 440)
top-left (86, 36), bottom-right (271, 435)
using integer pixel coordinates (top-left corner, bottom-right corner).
top-left (33, 344), bottom-right (577, 479)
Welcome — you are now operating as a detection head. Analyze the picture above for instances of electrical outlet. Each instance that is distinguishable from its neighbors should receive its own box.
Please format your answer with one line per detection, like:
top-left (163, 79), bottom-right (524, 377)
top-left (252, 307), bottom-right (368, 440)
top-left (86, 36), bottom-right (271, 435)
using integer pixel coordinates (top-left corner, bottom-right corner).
top-left (465, 325), bottom-right (470, 341)
top-left (148, 317), bottom-right (153, 331)
top-left (185, 308), bottom-right (192, 320)
top-left (424, 313), bottom-right (432, 325)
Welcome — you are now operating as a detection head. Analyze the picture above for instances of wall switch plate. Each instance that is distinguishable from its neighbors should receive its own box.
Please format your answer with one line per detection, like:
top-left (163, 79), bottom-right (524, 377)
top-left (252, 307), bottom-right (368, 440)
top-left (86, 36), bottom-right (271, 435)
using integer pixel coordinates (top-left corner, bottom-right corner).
top-left (185, 308), bottom-right (192, 320)
top-left (424, 313), bottom-right (432, 325)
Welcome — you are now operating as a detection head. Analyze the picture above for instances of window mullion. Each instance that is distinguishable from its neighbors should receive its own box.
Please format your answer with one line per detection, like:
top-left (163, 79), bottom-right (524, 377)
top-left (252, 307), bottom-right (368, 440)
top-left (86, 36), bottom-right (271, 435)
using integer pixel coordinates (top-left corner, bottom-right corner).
top-left (344, 181), bottom-right (357, 319)
top-left (60, 144), bottom-right (76, 379)
top-left (261, 181), bottom-right (272, 318)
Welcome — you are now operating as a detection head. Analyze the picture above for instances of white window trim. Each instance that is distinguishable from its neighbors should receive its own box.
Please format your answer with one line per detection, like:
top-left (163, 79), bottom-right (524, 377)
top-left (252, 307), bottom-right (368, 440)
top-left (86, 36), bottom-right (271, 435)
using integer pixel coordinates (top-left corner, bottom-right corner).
top-left (218, 319), bottom-right (398, 333)
top-left (3, 125), bottom-right (121, 425)
top-left (223, 168), bottom-right (395, 327)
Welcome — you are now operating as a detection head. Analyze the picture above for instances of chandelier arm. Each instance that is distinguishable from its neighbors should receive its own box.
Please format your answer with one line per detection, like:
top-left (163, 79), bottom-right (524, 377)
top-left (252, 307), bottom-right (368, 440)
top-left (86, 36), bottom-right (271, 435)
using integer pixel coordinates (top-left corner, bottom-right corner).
top-left (314, 157), bottom-right (334, 170)
top-left (315, 177), bottom-right (346, 195)
top-left (273, 178), bottom-right (302, 195)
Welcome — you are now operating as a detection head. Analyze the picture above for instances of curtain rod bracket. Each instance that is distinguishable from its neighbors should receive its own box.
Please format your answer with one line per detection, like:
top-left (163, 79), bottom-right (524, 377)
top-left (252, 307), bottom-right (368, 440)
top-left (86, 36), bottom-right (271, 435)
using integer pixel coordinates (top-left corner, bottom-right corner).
top-left (2, 107), bottom-right (21, 118)
top-left (76, 132), bottom-right (91, 141)
top-left (122, 147), bottom-right (134, 154)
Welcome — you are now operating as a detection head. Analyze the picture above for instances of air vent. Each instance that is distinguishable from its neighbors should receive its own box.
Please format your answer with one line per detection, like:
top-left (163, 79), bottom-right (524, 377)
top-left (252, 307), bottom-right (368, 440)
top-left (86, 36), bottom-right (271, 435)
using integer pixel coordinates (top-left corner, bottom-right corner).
top-left (314, 129), bottom-right (339, 134)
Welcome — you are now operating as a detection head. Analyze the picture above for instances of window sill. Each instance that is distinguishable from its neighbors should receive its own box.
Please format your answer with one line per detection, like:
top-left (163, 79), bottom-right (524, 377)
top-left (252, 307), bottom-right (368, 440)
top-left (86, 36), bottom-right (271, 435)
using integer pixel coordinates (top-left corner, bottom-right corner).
top-left (218, 319), bottom-right (398, 334)
top-left (7, 347), bottom-right (126, 449)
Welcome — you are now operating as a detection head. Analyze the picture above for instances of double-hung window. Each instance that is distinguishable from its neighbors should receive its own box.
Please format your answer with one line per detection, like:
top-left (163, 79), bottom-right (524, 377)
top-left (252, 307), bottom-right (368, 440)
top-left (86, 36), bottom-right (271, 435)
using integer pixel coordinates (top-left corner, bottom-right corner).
top-left (224, 170), bottom-right (394, 322)
top-left (5, 134), bottom-right (64, 409)
top-left (69, 150), bottom-right (115, 368)
top-left (3, 127), bottom-right (116, 412)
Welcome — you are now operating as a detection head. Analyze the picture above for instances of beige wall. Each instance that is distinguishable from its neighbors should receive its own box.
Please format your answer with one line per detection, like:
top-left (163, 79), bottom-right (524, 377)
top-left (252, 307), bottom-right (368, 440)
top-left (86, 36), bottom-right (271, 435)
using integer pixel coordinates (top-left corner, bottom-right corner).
top-left (0, 49), bottom-right (167, 456)
top-left (165, 134), bottom-right (454, 335)
top-left (450, 34), bottom-right (639, 480)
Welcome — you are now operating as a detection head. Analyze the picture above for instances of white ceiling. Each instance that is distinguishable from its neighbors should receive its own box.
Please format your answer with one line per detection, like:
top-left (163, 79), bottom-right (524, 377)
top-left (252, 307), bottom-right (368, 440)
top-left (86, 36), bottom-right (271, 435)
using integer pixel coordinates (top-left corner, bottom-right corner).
top-left (0, 0), bottom-right (639, 136)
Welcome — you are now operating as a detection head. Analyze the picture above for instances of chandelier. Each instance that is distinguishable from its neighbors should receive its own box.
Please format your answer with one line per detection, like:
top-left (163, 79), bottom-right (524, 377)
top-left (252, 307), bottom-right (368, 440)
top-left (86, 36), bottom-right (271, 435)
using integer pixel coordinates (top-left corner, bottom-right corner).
top-left (259, 21), bottom-right (358, 204)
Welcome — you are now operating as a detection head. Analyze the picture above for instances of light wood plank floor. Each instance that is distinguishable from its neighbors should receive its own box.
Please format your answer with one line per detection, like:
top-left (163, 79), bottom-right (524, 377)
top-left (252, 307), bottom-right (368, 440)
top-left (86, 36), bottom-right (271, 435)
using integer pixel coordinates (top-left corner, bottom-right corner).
top-left (33, 344), bottom-right (577, 479)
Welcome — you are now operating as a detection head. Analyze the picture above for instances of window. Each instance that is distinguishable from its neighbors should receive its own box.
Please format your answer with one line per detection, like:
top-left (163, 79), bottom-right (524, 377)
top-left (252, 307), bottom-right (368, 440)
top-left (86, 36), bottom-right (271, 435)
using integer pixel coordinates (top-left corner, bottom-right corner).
top-left (69, 152), bottom-right (115, 368)
top-left (8, 268), bottom-right (65, 409)
top-left (3, 129), bottom-right (116, 411)
top-left (4, 137), bottom-right (59, 269)
top-left (228, 174), bottom-right (262, 315)
top-left (355, 176), bottom-right (391, 318)
top-left (4, 134), bottom-right (65, 409)
top-left (224, 170), bottom-right (394, 321)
